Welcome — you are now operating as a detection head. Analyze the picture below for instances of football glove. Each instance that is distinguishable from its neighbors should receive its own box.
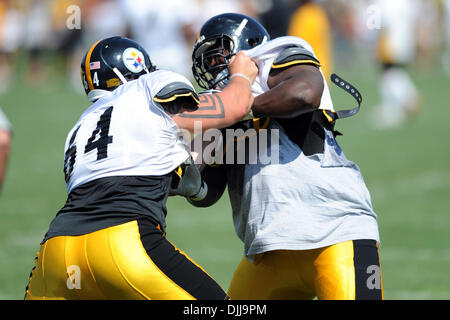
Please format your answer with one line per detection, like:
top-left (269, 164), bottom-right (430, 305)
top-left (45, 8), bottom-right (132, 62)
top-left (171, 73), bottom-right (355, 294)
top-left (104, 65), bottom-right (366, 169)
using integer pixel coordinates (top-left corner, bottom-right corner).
top-left (169, 159), bottom-right (208, 201)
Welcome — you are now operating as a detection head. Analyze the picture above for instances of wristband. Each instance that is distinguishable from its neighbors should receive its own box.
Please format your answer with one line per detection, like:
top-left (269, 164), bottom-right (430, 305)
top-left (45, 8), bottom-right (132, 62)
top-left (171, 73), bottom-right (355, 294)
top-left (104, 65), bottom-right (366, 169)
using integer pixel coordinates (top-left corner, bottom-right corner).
top-left (230, 73), bottom-right (253, 88)
top-left (189, 181), bottom-right (208, 201)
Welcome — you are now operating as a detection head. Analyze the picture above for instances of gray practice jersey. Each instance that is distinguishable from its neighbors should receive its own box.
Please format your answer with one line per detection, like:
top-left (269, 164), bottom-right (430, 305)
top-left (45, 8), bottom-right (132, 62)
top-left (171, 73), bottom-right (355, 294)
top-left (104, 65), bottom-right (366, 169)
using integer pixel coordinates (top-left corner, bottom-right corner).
top-left (225, 37), bottom-right (380, 260)
top-left (225, 120), bottom-right (379, 260)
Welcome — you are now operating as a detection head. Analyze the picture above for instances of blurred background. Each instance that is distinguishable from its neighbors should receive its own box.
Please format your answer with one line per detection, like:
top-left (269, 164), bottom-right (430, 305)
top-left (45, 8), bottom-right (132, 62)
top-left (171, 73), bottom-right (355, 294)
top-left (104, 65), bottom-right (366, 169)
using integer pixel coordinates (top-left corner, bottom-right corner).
top-left (0, 0), bottom-right (449, 300)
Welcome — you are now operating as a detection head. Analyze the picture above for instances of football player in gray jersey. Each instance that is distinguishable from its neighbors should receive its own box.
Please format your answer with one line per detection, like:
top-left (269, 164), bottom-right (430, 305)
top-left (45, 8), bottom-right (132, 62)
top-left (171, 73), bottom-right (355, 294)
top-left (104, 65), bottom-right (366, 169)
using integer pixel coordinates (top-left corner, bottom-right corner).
top-left (188, 13), bottom-right (384, 300)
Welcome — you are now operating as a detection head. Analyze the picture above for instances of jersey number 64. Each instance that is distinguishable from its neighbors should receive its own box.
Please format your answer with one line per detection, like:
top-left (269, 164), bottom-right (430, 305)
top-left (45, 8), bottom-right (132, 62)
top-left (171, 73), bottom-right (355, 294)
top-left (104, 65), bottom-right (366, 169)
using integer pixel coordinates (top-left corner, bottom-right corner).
top-left (63, 106), bottom-right (114, 182)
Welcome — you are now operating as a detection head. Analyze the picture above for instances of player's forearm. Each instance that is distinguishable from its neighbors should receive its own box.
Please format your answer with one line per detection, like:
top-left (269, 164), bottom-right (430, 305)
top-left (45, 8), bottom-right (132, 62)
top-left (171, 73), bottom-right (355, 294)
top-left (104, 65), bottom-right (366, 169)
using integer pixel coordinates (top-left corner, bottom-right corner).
top-left (172, 77), bottom-right (253, 132)
top-left (215, 77), bottom-right (254, 125)
top-left (252, 79), bottom-right (320, 119)
top-left (253, 65), bottom-right (324, 119)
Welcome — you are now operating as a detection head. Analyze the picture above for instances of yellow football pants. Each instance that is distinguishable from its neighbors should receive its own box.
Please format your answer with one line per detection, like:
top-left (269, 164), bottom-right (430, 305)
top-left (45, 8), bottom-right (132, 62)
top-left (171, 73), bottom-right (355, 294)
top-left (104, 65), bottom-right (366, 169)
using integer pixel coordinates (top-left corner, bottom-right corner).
top-left (228, 240), bottom-right (384, 300)
top-left (25, 219), bottom-right (227, 300)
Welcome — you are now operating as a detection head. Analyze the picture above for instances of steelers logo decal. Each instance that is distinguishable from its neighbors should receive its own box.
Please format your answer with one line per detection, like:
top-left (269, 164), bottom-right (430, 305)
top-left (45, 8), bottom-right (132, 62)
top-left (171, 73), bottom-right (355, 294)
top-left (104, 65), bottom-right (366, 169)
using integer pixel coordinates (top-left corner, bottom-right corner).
top-left (122, 47), bottom-right (146, 73)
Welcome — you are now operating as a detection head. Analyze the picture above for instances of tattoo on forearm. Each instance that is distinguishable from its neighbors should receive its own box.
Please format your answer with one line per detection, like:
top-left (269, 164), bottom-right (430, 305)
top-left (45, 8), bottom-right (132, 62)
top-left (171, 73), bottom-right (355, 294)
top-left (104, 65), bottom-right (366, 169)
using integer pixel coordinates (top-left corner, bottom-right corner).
top-left (178, 93), bottom-right (225, 119)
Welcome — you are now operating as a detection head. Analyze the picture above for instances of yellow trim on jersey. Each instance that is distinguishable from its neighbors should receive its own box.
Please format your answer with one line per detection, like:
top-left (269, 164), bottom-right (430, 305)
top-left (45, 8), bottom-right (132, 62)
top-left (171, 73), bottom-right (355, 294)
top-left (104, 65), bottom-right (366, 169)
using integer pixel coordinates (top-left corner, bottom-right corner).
top-left (260, 117), bottom-right (271, 130)
top-left (272, 59), bottom-right (321, 69)
top-left (174, 165), bottom-right (183, 179)
top-left (153, 92), bottom-right (200, 104)
top-left (322, 109), bottom-right (336, 123)
top-left (171, 165), bottom-right (183, 189)
top-left (252, 118), bottom-right (260, 131)
top-left (85, 39), bottom-right (102, 91)
top-left (251, 117), bottom-right (270, 132)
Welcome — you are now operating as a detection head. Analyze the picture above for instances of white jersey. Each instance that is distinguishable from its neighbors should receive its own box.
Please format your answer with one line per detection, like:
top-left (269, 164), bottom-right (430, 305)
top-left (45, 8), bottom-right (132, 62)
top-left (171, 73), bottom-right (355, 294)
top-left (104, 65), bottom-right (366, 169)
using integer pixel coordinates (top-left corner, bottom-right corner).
top-left (244, 36), bottom-right (334, 111)
top-left (118, 0), bottom-right (197, 77)
top-left (379, 0), bottom-right (419, 64)
top-left (63, 70), bottom-right (191, 194)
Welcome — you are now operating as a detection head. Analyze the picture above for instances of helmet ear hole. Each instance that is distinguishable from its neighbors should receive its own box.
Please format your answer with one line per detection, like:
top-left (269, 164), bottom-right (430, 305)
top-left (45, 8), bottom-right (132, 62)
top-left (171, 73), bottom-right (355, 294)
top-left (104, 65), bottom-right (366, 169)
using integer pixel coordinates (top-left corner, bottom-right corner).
top-left (248, 38), bottom-right (258, 47)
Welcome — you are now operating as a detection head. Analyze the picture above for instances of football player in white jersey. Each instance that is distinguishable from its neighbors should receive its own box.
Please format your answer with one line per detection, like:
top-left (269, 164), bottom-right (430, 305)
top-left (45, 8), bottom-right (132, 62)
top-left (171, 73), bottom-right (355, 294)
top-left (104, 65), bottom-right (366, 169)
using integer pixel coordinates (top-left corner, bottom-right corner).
top-left (188, 13), bottom-right (384, 300)
top-left (25, 36), bottom-right (257, 300)
top-left (374, 0), bottom-right (421, 128)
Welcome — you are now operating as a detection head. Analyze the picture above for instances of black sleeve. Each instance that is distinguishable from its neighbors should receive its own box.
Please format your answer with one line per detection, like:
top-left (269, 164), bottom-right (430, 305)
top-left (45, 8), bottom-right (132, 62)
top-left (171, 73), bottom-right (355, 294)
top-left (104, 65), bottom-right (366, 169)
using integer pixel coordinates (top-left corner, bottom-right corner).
top-left (187, 164), bottom-right (227, 208)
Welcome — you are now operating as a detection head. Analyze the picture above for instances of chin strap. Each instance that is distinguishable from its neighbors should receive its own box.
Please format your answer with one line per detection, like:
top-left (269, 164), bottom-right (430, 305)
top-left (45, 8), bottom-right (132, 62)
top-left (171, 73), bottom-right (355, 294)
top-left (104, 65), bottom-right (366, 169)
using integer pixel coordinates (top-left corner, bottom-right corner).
top-left (113, 67), bottom-right (128, 84)
top-left (323, 73), bottom-right (363, 122)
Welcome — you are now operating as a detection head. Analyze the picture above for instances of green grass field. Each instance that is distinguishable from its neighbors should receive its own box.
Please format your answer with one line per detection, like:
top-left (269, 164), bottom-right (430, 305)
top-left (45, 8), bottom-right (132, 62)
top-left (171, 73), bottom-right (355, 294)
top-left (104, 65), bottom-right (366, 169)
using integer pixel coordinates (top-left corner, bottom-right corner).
top-left (0, 53), bottom-right (449, 300)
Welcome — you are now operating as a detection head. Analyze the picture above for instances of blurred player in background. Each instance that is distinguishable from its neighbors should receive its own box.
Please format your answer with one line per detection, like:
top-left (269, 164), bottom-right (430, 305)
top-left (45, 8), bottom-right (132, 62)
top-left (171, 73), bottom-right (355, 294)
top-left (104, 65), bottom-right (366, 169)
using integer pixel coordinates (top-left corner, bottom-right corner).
top-left (49, 0), bottom-right (84, 89)
top-left (23, 0), bottom-right (52, 86)
top-left (81, 0), bottom-right (125, 44)
top-left (0, 0), bottom-right (25, 92)
top-left (415, 0), bottom-right (440, 70)
top-left (0, 107), bottom-right (12, 193)
top-left (24, 36), bottom-right (257, 300)
top-left (118, 0), bottom-right (198, 78)
top-left (119, 0), bottom-right (262, 79)
top-left (443, 0), bottom-right (450, 75)
top-left (374, 0), bottom-right (421, 129)
top-left (287, 0), bottom-right (333, 79)
top-left (189, 0), bottom-right (244, 35)
top-left (257, 0), bottom-right (294, 39)
top-left (188, 13), bottom-right (383, 300)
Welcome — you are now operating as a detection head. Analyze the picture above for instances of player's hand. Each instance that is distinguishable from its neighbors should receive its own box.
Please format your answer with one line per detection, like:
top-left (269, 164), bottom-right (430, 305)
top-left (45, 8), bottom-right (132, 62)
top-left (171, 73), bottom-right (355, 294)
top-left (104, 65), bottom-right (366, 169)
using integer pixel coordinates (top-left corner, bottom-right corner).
top-left (169, 159), bottom-right (208, 201)
top-left (229, 51), bottom-right (258, 84)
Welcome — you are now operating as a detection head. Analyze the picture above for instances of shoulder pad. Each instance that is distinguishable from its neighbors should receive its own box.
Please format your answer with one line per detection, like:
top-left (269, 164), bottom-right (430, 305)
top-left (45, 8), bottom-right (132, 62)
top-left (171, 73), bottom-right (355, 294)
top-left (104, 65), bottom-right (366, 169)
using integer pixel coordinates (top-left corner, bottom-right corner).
top-left (272, 46), bottom-right (320, 69)
top-left (154, 81), bottom-right (200, 105)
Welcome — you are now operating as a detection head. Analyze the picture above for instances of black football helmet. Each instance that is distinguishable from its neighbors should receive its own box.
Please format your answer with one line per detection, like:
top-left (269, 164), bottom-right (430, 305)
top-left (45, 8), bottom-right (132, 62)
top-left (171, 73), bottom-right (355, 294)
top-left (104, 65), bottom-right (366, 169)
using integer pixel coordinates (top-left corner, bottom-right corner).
top-left (192, 13), bottom-right (270, 90)
top-left (81, 36), bottom-right (156, 101)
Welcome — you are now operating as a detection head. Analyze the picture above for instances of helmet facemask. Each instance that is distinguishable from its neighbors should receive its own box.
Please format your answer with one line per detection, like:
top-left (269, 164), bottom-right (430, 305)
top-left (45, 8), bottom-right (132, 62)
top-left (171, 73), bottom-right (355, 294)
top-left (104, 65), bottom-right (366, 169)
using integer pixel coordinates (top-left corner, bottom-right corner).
top-left (193, 35), bottom-right (235, 90)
